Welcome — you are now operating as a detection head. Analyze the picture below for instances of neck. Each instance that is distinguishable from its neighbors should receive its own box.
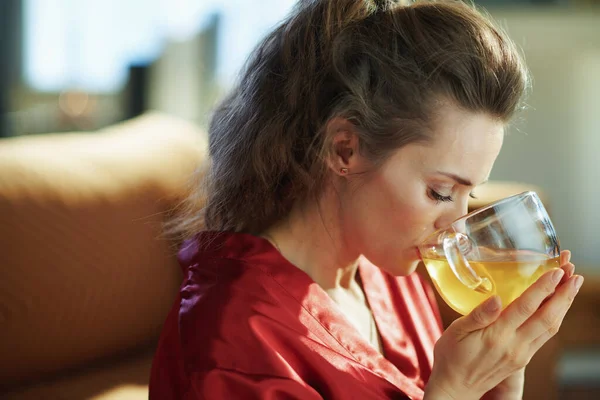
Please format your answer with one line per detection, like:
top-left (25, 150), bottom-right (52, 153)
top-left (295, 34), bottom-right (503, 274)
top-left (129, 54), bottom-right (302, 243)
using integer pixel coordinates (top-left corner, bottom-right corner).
top-left (261, 195), bottom-right (360, 292)
top-left (261, 199), bottom-right (382, 352)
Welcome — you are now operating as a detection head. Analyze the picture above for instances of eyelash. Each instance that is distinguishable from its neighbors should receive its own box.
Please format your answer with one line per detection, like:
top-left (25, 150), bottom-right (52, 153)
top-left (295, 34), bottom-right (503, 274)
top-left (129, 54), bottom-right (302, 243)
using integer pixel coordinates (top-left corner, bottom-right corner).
top-left (429, 189), bottom-right (477, 203)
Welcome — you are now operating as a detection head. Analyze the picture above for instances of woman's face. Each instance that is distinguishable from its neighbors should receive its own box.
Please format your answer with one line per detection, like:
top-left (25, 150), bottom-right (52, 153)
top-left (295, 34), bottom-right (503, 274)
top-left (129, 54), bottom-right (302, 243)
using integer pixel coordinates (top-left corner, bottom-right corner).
top-left (339, 105), bottom-right (504, 276)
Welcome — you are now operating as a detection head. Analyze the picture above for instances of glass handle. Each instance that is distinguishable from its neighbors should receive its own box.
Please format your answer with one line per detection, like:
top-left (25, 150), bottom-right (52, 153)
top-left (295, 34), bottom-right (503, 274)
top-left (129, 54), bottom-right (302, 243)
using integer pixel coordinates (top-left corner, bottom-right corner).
top-left (443, 232), bottom-right (493, 294)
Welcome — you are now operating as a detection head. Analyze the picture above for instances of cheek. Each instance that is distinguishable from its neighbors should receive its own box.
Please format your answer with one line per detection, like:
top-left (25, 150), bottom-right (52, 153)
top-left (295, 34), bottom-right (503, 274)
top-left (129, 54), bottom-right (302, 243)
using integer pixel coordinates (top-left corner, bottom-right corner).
top-left (379, 193), bottom-right (435, 253)
top-left (342, 174), bottom-right (437, 262)
top-left (374, 174), bottom-right (435, 237)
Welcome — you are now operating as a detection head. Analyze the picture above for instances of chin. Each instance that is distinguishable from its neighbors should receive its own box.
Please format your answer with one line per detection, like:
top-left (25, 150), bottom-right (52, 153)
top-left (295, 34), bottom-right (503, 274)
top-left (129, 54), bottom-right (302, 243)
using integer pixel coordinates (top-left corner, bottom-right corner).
top-left (405, 259), bottom-right (421, 275)
top-left (366, 246), bottom-right (422, 276)
top-left (376, 256), bottom-right (421, 277)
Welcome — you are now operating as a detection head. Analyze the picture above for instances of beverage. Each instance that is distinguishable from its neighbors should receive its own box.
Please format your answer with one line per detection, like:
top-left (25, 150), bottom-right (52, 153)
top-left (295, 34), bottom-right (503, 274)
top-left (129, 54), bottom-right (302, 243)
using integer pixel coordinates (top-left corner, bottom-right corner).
top-left (422, 253), bottom-right (560, 315)
top-left (418, 192), bottom-right (561, 315)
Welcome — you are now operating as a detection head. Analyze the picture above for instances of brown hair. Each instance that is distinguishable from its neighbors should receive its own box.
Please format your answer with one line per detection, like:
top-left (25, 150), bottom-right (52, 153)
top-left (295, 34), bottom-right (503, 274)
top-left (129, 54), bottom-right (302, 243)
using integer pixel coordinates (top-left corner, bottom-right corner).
top-left (171, 0), bottom-right (530, 238)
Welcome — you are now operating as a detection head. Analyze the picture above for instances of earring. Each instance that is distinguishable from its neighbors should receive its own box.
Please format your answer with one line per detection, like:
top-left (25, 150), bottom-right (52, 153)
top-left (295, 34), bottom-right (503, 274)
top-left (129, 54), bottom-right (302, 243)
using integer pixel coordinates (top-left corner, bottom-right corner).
top-left (340, 168), bottom-right (349, 174)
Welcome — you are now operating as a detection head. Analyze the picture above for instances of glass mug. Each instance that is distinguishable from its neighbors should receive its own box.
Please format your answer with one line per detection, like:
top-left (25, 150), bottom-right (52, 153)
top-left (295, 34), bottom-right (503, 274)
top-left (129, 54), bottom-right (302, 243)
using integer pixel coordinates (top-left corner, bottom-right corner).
top-left (418, 191), bottom-right (561, 315)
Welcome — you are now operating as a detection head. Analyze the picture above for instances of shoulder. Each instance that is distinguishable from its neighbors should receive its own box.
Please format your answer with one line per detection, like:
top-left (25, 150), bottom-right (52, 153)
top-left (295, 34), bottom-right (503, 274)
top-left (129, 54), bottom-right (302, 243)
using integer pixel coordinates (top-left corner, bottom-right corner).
top-left (178, 233), bottom-right (297, 319)
top-left (176, 233), bottom-right (309, 375)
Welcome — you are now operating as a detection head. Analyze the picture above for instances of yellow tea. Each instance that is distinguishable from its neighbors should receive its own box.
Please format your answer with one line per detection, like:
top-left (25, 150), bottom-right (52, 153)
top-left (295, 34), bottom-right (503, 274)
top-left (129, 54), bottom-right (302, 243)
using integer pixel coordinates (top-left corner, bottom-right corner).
top-left (422, 254), bottom-right (560, 315)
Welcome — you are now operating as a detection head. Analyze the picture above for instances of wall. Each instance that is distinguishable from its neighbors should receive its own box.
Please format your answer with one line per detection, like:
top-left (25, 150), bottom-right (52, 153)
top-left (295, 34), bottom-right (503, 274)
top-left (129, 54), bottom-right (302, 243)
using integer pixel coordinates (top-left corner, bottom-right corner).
top-left (488, 8), bottom-right (600, 271)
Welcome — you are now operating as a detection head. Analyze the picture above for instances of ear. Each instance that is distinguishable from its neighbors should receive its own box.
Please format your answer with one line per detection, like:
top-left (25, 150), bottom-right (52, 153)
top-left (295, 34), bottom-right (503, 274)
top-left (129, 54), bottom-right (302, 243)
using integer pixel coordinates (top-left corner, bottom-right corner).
top-left (325, 117), bottom-right (365, 176)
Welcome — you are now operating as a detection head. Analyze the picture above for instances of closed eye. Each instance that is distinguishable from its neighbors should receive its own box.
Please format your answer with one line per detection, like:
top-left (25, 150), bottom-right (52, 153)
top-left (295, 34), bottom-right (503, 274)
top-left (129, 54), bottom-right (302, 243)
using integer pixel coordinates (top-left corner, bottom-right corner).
top-left (429, 189), bottom-right (453, 203)
top-left (429, 189), bottom-right (478, 203)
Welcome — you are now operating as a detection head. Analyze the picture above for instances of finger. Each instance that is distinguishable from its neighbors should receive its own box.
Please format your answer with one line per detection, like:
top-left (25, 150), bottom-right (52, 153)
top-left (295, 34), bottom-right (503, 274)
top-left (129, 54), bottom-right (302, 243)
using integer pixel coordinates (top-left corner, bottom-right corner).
top-left (450, 295), bottom-right (502, 336)
top-left (523, 275), bottom-right (584, 352)
top-left (499, 268), bottom-right (564, 330)
top-left (545, 263), bottom-right (572, 303)
top-left (560, 250), bottom-right (571, 265)
top-left (560, 263), bottom-right (575, 285)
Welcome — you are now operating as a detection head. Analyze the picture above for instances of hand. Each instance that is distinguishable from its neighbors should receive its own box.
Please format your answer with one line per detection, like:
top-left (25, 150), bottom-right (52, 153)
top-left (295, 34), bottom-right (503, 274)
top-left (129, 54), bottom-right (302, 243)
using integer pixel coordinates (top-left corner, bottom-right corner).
top-left (482, 368), bottom-right (524, 400)
top-left (425, 250), bottom-right (583, 400)
top-left (481, 250), bottom-right (576, 400)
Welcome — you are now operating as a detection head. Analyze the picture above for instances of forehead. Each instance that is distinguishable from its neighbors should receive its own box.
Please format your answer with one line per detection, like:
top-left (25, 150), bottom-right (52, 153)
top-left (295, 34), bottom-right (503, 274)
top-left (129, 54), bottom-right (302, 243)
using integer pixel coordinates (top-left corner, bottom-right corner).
top-left (405, 107), bottom-right (504, 182)
top-left (429, 107), bottom-right (504, 154)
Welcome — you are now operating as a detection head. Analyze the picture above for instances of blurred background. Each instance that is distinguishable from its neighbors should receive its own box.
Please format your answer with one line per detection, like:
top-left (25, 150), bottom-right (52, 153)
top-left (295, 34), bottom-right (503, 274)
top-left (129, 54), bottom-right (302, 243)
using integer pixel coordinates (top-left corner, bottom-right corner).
top-left (2, 0), bottom-right (599, 270)
top-left (0, 0), bottom-right (599, 399)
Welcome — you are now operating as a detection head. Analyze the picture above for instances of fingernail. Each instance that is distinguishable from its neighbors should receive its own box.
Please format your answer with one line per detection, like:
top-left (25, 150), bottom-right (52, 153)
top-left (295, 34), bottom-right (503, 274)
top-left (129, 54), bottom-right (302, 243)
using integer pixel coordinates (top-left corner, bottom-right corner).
top-left (573, 275), bottom-right (584, 292)
top-left (485, 296), bottom-right (501, 313)
top-left (552, 269), bottom-right (565, 284)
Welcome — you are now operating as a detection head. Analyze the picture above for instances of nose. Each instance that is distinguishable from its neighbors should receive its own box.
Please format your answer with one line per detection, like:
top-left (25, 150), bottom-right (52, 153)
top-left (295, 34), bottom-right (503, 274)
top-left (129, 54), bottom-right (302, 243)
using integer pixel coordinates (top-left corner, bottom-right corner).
top-left (434, 196), bottom-right (469, 231)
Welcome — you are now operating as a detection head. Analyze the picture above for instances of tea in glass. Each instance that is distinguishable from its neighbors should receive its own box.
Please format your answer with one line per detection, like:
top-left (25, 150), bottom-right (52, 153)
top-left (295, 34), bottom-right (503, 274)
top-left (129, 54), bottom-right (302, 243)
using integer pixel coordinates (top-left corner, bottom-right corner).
top-left (422, 250), bottom-right (560, 315)
top-left (418, 192), bottom-right (561, 315)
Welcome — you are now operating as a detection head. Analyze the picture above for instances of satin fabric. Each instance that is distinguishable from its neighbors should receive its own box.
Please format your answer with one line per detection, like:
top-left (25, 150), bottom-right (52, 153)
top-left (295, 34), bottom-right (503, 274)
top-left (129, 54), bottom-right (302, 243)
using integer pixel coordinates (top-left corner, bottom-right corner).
top-left (150, 232), bottom-right (443, 399)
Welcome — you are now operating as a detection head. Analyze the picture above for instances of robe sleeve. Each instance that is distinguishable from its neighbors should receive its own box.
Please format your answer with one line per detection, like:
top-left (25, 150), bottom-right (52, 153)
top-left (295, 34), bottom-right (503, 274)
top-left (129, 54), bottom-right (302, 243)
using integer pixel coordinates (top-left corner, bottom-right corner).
top-left (185, 368), bottom-right (325, 400)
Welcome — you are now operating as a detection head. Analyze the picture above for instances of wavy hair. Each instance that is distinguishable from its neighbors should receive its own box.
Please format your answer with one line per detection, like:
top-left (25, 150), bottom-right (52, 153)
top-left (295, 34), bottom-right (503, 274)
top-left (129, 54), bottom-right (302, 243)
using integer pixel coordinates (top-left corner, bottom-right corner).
top-left (170, 0), bottom-right (530, 238)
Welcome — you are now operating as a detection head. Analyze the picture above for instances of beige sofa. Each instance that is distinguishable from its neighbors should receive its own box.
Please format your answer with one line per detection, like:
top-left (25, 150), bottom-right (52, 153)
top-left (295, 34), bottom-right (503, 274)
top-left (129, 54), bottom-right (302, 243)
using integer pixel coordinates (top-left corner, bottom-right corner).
top-left (1, 113), bottom-right (597, 399)
top-left (0, 113), bottom-right (206, 399)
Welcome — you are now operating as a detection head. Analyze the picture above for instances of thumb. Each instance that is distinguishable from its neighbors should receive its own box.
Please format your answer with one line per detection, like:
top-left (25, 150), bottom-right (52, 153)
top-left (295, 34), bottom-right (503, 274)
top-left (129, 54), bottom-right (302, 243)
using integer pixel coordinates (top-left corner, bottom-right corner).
top-left (451, 295), bottom-right (502, 335)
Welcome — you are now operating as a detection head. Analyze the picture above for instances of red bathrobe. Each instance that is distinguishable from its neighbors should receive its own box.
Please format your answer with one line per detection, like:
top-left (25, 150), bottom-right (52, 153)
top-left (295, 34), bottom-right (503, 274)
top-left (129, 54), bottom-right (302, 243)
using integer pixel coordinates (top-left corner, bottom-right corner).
top-left (150, 232), bottom-right (442, 399)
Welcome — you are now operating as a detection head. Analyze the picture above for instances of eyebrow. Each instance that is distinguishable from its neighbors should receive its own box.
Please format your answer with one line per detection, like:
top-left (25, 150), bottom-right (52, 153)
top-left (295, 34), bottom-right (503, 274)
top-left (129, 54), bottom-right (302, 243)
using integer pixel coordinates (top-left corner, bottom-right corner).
top-left (437, 171), bottom-right (488, 187)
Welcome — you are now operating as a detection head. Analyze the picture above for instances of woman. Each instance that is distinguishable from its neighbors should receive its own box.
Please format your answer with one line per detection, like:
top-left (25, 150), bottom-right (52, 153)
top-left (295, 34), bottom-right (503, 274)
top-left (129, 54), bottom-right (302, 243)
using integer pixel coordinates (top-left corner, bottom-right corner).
top-left (150, 0), bottom-right (583, 399)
